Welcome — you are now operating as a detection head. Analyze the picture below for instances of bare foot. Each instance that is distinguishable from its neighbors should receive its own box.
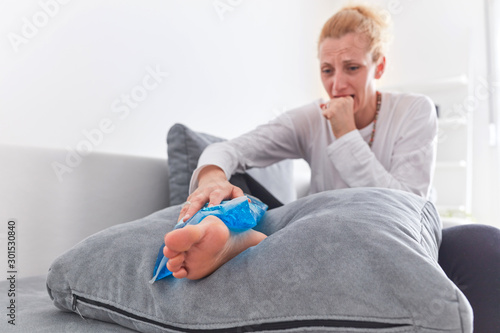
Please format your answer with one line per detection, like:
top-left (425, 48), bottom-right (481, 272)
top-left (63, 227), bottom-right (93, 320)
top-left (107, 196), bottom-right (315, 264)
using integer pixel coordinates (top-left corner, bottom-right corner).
top-left (163, 215), bottom-right (267, 280)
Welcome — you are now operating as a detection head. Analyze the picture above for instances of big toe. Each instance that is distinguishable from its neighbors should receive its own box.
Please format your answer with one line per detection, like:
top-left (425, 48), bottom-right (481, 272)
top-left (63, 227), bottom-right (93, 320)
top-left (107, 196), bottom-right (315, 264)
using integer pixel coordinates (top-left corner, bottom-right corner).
top-left (164, 225), bottom-right (203, 252)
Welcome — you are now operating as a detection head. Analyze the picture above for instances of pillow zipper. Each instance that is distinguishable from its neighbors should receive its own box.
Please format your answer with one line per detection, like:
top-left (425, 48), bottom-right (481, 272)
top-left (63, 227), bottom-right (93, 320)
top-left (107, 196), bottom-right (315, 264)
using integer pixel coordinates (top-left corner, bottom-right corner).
top-left (71, 294), bottom-right (412, 332)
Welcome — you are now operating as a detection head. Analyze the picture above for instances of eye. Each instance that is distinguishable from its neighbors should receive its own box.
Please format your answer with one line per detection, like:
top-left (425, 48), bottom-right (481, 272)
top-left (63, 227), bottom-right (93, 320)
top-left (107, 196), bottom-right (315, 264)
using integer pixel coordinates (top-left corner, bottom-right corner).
top-left (347, 65), bottom-right (359, 72)
top-left (321, 68), bottom-right (332, 75)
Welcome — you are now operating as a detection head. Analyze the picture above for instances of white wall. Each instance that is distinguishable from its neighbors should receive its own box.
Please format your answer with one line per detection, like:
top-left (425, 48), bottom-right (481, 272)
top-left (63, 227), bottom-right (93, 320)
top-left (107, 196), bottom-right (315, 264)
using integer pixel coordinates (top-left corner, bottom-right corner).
top-left (0, 0), bottom-right (479, 153)
top-left (467, 0), bottom-right (500, 228)
top-left (1, 0), bottom-right (498, 227)
top-left (0, 0), bottom-right (324, 158)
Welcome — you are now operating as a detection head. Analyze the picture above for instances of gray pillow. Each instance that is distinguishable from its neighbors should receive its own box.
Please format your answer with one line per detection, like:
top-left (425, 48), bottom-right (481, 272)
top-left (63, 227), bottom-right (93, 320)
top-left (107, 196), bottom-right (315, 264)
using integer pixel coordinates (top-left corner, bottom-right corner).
top-left (166, 123), bottom-right (295, 206)
top-left (46, 188), bottom-right (472, 332)
top-left (167, 123), bottom-right (224, 206)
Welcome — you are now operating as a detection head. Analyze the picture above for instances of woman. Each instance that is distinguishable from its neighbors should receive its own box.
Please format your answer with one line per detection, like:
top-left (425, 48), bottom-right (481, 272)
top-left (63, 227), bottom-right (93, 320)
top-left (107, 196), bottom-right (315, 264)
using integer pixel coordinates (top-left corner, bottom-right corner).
top-left (164, 5), bottom-right (500, 332)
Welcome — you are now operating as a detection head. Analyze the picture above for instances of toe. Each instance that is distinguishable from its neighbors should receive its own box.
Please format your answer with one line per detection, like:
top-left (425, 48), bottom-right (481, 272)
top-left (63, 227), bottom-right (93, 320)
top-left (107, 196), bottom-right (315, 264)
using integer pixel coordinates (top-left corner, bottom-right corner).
top-left (172, 268), bottom-right (188, 279)
top-left (165, 225), bottom-right (203, 252)
top-left (167, 253), bottom-right (185, 271)
top-left (163, 246), bottom-right (179, 258)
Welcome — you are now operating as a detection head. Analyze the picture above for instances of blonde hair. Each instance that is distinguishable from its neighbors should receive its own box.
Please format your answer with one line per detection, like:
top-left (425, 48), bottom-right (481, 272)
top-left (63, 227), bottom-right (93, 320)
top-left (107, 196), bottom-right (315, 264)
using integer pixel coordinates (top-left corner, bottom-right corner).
top-left (318, 4), bottom-right (392, 61)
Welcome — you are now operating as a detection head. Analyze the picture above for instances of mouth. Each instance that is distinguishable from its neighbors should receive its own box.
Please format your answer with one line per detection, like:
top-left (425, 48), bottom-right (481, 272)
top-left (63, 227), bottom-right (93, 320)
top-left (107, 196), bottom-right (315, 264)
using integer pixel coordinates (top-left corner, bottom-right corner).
top-left (334, 94), bottom-right (355, 99)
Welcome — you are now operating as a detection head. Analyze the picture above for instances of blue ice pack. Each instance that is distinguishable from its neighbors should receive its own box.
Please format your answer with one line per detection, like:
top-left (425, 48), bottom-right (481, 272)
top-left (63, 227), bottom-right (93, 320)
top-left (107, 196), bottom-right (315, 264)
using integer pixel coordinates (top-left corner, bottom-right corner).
top-left (150, 195), bottom-right (268, 283)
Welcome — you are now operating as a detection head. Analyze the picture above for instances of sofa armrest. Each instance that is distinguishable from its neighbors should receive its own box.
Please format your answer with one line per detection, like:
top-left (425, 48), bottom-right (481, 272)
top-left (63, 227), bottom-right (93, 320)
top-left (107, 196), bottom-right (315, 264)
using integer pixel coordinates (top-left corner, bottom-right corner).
top-left (0, 145), bottom-right (170, 277)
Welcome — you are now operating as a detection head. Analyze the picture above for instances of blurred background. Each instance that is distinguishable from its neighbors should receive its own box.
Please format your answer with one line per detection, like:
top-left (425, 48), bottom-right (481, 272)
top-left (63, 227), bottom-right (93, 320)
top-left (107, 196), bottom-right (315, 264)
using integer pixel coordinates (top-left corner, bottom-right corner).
top-left (1, 0), bottom-right (499, 276)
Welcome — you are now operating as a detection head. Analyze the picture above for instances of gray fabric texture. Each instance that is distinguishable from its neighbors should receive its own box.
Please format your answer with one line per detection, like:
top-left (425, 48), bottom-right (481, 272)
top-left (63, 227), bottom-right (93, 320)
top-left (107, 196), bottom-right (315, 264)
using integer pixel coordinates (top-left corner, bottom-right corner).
top-left (0, 275), bottom-right (137, 333)
top-left (167, 123), bottom-right (224, 206)
top-left (46, 188), bottom-right (473, 332)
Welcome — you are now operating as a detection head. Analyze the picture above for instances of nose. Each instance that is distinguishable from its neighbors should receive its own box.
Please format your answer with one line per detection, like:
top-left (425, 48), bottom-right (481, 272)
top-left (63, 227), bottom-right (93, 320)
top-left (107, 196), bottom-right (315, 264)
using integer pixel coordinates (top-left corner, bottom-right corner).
top-left (331, 71), bottom-right (348, 96)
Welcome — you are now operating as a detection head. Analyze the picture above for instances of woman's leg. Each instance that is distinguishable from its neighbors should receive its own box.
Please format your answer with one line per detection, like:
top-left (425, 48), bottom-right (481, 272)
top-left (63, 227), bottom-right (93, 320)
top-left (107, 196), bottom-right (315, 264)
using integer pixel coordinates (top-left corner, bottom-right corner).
top-left (438, 224), bottom-right (500, 333)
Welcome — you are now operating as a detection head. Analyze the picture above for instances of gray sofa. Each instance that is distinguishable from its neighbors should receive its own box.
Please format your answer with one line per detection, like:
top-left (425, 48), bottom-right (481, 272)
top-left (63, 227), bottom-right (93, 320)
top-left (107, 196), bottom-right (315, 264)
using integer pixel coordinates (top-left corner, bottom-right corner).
top-left (0, 144), bottom-right (470, 333)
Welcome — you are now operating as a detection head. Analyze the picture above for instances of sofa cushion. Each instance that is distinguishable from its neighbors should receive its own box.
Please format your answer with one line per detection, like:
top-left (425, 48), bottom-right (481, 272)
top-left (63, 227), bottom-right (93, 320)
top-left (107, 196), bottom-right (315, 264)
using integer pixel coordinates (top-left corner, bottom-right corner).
top-left (46, 188), bottom-right (472, 332)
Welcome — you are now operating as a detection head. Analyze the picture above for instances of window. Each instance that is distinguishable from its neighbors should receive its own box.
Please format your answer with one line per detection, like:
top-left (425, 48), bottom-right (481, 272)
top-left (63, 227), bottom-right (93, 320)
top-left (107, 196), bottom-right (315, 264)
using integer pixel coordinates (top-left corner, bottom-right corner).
top-left (485, 0), bottom-right (500, 147)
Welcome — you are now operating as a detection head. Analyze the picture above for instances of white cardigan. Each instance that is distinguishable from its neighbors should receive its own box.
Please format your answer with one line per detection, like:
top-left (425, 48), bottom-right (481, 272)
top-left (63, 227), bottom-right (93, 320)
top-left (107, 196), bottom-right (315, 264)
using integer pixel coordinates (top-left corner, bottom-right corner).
top-left (191, 92), bottom-right (438, 199)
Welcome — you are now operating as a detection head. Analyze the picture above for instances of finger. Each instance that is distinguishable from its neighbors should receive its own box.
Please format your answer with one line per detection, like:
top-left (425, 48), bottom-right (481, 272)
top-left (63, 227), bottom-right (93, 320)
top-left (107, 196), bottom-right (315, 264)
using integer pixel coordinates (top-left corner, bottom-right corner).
top-left (231, 185), bottom-right (245, 199)
top-left (178, 190), bottom-right (210, 222)
top-left (322, 107), bottom-right (332, 119)
top-left (181, 194), bottom-right (209, 222)
top-left (207, 189), bottom-right (226, 207)
top-left (177, 209), bottom-right (189, 222)
top-left (230, 185), bottom-right (248, 202)
top-left (176, 200), bottom-right (192, 218)
top-left (177, 202), bottom-right (190, 222)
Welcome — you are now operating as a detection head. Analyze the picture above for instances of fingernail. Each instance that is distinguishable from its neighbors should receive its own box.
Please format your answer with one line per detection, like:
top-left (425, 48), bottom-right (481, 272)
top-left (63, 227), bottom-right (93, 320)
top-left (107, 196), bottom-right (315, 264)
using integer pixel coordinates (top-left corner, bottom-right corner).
top-left (182, 214), bottom-right (190, 222)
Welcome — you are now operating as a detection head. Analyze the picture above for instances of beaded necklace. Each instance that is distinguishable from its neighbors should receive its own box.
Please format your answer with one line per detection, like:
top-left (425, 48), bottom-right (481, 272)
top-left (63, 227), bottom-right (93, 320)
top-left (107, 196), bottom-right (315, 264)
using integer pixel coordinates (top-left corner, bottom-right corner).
top-left (368, 91), bottom-right (382, 148)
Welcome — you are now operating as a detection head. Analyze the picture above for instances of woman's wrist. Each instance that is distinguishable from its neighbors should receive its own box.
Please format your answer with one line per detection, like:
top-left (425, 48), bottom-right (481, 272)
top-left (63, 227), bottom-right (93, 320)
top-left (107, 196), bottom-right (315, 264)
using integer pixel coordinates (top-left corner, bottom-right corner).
top-left (198, 165), bottom-right (227, 185)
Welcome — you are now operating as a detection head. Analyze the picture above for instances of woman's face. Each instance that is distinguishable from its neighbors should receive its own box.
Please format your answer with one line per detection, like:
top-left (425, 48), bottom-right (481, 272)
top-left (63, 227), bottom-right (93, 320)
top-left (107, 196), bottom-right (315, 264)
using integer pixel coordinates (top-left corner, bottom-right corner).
top-left (319, 33), bottom-right (384, 115)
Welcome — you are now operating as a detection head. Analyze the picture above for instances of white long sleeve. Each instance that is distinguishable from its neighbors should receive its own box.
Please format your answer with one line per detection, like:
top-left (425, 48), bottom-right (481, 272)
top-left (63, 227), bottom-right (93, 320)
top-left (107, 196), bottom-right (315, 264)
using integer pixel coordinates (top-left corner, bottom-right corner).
top-left (190, 92), bottom-right (437, 199)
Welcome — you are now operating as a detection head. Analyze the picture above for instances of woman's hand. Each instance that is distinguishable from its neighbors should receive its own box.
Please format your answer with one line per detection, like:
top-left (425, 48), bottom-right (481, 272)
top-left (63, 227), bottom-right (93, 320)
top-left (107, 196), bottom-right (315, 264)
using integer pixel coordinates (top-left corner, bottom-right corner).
top-left (177, 165), bottom-right (245, 222)
top-left (321, 96), bottom-right (356, 138)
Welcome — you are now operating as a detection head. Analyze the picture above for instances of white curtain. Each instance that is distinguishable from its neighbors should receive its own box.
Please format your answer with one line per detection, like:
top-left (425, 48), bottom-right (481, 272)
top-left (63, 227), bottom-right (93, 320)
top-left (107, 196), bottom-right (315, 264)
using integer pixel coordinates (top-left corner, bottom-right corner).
top-left (486, 0), bottom-right (499, 145)
top-left (486, 0), bottom-right (500, 226)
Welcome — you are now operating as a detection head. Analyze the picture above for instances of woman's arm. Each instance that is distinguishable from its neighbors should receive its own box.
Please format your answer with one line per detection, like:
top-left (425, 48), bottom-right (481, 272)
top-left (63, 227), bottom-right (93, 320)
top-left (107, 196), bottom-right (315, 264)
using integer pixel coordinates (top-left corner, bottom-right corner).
top-left (179, 103), bottom-right (315, 221)
top-left (329, 95), bottom-right (437, 198)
